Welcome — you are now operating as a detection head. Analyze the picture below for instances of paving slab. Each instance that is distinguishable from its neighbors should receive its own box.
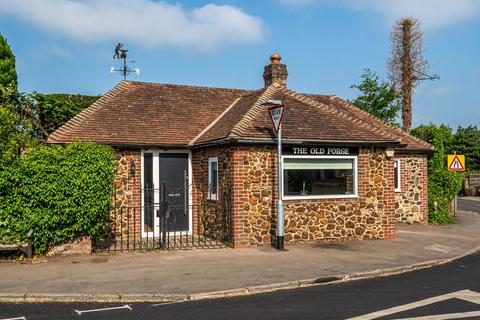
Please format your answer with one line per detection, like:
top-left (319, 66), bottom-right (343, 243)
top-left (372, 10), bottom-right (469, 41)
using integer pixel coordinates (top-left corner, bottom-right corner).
top-left (0, 211), bottom-right (479, 300)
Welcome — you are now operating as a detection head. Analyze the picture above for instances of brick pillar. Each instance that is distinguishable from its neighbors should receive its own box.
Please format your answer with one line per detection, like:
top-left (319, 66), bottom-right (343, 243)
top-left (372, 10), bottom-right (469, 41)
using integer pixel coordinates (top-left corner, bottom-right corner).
top-left (383, 155), bottom-right (397, 240)
top-left (231, 147), bottom-right (250, 248)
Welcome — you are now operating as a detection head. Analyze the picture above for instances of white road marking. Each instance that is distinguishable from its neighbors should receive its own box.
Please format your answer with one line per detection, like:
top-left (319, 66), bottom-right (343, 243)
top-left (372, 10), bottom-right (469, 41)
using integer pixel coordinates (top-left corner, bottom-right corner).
top-left (74, 304), bottom-right (132, 315)
top-left (394, 310), bottom-right (480, 319)
top-left (424, 244), bottom-right (451, 253)
top-left (0, 317), bottom-right (27, 320)
top-left (347, 289), bottom-right (480, 320)
top-left (151, 301), bottom-right (185, 307)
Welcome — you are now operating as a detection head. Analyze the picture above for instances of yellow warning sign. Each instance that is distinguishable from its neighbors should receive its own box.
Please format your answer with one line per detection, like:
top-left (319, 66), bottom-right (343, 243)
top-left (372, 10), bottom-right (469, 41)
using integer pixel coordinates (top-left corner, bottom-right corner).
top-left (448, 154), bottom-right (465, 171)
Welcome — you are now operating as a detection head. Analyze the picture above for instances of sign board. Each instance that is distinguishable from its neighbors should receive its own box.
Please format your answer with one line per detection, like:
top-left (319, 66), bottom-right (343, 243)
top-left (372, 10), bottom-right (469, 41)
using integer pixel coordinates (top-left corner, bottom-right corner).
top-left (268, 105), bottom-right (285, 133)
top-left (448, 154), bottom-right (465, 171)
top-left (283, 146), bottom-right (358, 156)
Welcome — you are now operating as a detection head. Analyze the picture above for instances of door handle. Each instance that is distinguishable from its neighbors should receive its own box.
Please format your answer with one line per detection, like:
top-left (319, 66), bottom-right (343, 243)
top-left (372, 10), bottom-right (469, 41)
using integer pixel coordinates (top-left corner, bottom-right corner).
top-left (184, 170), bottom-right (188, 216)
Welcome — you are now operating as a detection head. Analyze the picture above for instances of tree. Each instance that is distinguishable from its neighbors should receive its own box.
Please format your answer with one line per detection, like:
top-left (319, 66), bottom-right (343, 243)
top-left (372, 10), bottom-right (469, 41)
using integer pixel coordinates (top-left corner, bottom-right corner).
top-left (453, 125), bottom-right (480, 173)
top-left (350, 69), bottom-right (401, 126)
top-left (388, 18), bottom-right (428, 133)
top-left (411, 123), bottom-right (454, 151)
top-left (0, 34), bottom-right (18, 99)
top-left (33, 93), bottom-right (100, 138)
top-left (412, 124), bottom-right (462, 224)
top-left (0, 35), bottom-right (37, 162)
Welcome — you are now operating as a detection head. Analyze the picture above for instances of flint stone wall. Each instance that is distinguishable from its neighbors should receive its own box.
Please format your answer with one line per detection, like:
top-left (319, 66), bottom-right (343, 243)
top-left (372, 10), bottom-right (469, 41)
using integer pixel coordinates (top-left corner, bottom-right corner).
top-left (111, 149), bottom-right (141, 241)
top-left (231, 146), bottom-right (397, 246)
top-left (394, 153), bottom-right (428, 224)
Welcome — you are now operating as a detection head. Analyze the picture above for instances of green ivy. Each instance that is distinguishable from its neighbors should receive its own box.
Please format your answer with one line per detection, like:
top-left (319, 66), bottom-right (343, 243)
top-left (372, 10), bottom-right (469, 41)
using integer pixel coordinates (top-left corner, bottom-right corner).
top-left (0, 142), bottom-right (115, 254)
top-left (412, 124), bottom-right (463, 224)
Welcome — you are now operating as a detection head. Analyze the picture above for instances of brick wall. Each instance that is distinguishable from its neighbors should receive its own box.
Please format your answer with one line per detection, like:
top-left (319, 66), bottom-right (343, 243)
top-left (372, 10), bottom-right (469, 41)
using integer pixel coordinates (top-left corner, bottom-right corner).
top-left (230, 145), bottom-right (398, 246)
top-left (394, 153), bottom-right (429, 224)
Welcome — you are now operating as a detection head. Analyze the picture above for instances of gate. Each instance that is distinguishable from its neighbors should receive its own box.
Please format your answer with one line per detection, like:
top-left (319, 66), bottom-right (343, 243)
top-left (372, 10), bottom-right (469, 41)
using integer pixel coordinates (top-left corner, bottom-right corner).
top-left (94, 183), bottom-right (232, 252)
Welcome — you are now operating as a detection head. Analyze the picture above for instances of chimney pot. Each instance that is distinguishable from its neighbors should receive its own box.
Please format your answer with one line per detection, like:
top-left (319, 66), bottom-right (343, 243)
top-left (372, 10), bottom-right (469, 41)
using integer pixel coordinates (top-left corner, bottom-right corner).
top-left (264, 54), bottom-right (288, 87)
top-left (270, 54), bottom-right (281, 64)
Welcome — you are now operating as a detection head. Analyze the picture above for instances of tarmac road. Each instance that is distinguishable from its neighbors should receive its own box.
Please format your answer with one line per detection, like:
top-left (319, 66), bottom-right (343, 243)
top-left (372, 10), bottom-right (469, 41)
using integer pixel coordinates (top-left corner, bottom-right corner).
top-left (2, 251), bottom-right (480, 319)
top-left (458, 197), bottom-right (480, 214)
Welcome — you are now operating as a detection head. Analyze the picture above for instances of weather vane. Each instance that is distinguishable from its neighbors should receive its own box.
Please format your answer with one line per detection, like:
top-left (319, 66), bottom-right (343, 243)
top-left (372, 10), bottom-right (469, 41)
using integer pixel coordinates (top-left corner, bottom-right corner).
top-left (110, 43), bottom-right (140, 80)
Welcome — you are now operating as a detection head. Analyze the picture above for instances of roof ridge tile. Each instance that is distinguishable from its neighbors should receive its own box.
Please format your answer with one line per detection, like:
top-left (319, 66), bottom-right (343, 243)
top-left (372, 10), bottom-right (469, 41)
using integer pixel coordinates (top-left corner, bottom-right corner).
top-left (125, 80), bottom-right (253, 93)
top-left (278, 86), bottom-right (402, 143)
top-left (229, 86), bottom-right (277, 137)
top-left (331, 96), bottom-right (433, 149)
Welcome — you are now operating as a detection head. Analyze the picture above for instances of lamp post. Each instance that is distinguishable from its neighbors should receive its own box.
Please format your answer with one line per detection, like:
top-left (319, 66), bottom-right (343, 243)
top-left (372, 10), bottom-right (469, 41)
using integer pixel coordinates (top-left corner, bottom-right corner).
top-left (262, 99), bottom-right (285, 250)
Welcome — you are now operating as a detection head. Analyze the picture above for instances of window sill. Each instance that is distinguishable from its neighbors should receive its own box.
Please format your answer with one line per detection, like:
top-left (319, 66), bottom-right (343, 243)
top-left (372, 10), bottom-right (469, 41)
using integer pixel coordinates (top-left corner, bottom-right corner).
top-left (283, 194), bottom-right (359, 201)
top-left (395, 189), bottom-right (401, 193)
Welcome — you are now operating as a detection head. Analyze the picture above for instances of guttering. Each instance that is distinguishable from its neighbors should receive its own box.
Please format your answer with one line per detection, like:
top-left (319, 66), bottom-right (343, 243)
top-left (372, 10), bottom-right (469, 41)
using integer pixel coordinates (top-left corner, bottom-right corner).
top-left (192, 137), bottom-right (404, 149)
top-left (46, 139), bottom-right (193, 150)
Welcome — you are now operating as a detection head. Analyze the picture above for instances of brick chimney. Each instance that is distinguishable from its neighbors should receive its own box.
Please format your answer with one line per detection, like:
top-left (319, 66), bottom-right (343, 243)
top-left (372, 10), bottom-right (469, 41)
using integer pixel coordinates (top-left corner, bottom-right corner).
top-left (263, 54), bottom-right (288, 87)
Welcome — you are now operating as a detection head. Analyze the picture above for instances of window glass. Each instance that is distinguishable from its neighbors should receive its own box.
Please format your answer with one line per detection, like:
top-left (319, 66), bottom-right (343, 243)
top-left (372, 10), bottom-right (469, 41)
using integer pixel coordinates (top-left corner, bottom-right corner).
top-left (208, 158), bottom-right (218, 200)
top-left (283, 158), bottom-right (355, 197)
top-left (394, 159), bottom-right (400, 191)
top-left (143, 153), bottom-right (154, 232)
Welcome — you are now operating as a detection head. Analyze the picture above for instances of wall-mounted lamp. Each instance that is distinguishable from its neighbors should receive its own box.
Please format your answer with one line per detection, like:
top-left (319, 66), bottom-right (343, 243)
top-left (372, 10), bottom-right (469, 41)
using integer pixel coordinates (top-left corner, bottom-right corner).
top-left (386, 148), bottom-right (395, 159)
top-left (130, 160), bottom-right (136, 178)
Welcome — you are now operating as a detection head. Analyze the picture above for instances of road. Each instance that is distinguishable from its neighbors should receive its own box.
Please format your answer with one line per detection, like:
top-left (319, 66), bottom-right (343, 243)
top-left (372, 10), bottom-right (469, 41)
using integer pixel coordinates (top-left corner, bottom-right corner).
top-left (2, 251), bottom-right (480, 319)
top-left (458, 197), bottom-right (480, 214)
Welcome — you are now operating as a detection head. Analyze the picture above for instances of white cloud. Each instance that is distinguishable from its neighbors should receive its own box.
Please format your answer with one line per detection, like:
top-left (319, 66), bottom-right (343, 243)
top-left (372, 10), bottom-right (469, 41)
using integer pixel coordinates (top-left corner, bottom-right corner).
top-left (48, 44), bottom-right (74, 59)
top-left (279, 0), bottom-right (480, 30)
top-left (0, 0), bottom-right (265, 51)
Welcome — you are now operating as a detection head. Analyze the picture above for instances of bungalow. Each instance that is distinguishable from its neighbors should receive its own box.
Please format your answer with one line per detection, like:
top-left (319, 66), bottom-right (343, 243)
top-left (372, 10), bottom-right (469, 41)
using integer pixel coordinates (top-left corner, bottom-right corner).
top-left (47, 54), bottom-right (432, 250)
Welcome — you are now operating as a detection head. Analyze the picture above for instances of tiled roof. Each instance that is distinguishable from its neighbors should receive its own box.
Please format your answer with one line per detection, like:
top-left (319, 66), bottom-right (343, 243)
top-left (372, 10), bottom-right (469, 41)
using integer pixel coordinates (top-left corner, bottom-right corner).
top-left (303, 94), bottom-right (433, 150)
top-left (48, 81), bottom-right (433, 151)
top-left (47, 81), bottom-right (252, 146)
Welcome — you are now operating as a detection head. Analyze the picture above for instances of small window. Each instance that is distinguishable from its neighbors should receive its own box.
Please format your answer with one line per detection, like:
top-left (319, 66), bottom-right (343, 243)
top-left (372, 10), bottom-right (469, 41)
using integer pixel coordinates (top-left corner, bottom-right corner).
top-left (394, 159), bottom-right (401, 192)
top-left (283, 157), bottom-right (357, 199)
top-left (208, 157), bottom-right (218, 200)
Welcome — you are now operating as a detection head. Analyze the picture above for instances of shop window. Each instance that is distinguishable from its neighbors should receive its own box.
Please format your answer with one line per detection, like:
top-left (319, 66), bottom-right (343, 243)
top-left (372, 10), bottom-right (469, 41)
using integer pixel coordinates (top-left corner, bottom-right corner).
top-left (394, 159), bottom-right (401, 192)
top-left (208, 157), bottom-right (218, 200)
top-left (283, 157), bottom-right (357, 199)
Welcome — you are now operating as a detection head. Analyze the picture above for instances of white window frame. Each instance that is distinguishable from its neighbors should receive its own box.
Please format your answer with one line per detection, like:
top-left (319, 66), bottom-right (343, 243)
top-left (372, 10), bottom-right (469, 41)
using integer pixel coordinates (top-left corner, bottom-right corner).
top-left (282, 155), bottom-right (358, 200)
top-left (208, 157), bottom-right (219, 200)
top-left (394, 158), bottom-right (401, 192)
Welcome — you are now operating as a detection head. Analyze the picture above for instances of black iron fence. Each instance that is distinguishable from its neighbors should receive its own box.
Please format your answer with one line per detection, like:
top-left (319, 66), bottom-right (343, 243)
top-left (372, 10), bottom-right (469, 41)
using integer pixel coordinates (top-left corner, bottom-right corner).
top-left (94, 184), bottom-right (232, 252)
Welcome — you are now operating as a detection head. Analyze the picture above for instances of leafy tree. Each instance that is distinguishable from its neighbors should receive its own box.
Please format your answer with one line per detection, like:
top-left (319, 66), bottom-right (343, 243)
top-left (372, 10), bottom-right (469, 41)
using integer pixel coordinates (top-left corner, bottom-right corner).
top-left (350, 69), bottom-right (401, 126)
top-left (411, 123), bottom-right (454, 151)
top-left (452, 125), bottom-right (480, 173)
top-left (412, 124), bottom-right (462, 224)
top-left (33, 93), bottom-right (100, 138)
top-left (0, 34), bottom-right (18, 101)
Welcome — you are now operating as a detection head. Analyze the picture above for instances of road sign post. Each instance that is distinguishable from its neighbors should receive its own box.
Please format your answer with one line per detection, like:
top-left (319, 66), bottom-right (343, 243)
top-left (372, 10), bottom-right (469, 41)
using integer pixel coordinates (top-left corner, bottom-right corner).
top-left (266, 102), bottom-right (286, 250)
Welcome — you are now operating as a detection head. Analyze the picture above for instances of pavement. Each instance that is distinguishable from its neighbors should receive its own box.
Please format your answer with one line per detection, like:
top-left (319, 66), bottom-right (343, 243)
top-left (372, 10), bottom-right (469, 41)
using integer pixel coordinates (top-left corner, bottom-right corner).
top-left (0, 210), bottom-right (479, 303)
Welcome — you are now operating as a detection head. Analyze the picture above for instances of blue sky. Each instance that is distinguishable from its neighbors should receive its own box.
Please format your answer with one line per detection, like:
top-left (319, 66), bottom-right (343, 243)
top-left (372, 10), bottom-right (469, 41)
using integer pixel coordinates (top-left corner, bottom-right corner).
top-left (0, 0), bottom-right (479, 128)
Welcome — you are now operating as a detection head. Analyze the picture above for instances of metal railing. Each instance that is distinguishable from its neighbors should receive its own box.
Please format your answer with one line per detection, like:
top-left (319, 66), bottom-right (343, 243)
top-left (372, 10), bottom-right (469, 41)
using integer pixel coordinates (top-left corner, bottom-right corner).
top-left (94, 185), bottom-right (232, 252)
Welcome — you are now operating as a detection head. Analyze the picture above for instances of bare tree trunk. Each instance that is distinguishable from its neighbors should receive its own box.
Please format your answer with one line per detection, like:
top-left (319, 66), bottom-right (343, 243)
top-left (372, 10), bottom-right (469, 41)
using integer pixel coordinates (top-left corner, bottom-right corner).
top-left (401, 20), bottom-right (413, 133)
top-left (388, 18), bottom-right (428, 133)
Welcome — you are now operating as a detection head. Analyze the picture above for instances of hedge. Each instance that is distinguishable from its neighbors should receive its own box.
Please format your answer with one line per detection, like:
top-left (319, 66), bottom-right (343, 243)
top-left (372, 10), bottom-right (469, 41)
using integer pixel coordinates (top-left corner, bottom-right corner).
top-left (0, 142), bottom-right (116, 254)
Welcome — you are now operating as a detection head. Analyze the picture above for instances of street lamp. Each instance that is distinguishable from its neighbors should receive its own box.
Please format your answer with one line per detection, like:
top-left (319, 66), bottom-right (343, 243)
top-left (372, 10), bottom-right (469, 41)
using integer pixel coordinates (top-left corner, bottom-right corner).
top-left (261, 99), bottom-right (285, 250)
